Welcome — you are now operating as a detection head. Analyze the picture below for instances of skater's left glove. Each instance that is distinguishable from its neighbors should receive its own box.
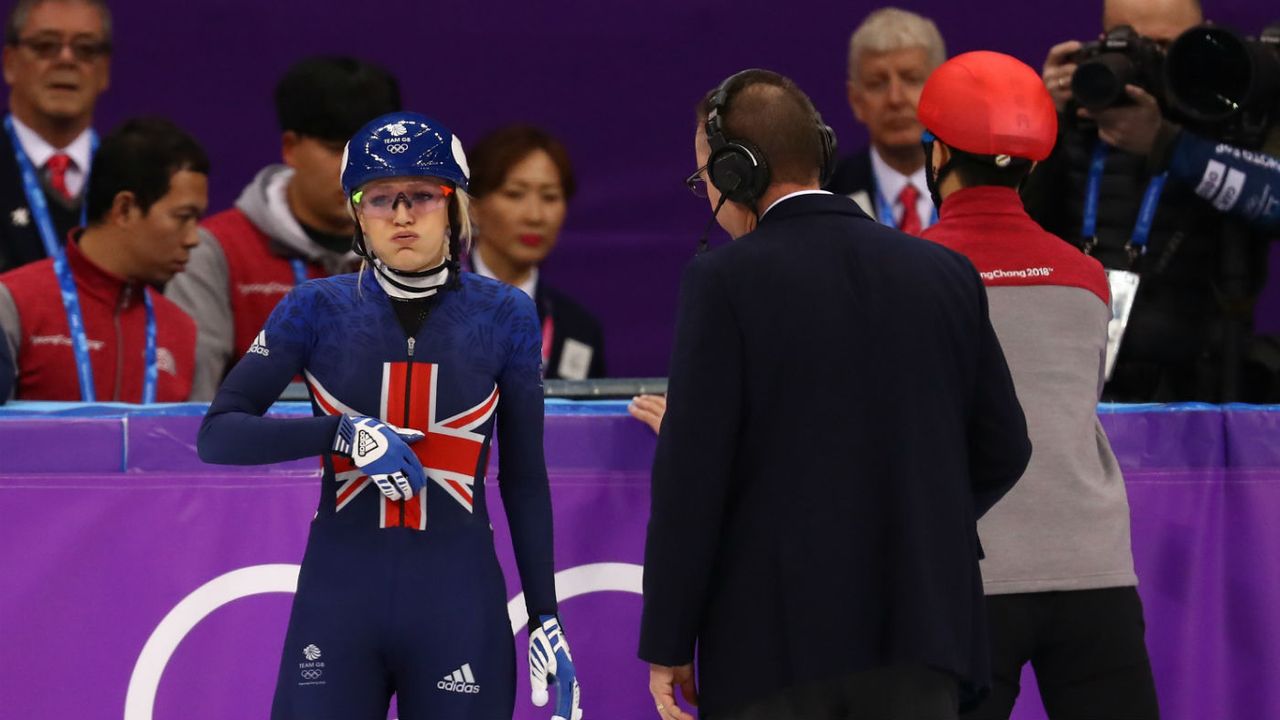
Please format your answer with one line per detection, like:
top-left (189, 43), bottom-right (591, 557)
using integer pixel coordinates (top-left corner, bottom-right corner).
top-left (529, 614), bottom-right (582, 720)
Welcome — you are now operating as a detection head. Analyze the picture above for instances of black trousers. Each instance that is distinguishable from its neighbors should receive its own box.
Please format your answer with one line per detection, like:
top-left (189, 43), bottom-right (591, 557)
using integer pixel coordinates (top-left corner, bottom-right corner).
top-left (712, 665), bottom-right (959, 720)
top-left (963, 587), bottom-right (1159, 720)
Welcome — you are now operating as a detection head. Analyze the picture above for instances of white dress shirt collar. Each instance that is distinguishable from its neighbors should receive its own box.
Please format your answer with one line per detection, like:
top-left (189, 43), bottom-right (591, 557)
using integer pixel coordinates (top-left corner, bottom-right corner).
top-left (760, 189), bottom-right (833, 219)
top-left (869, 146), bottom-right (933, 228)
top-left (10, 115), bottom-right (94, 196)
top-left (472, 248), bottom-right (538, 300)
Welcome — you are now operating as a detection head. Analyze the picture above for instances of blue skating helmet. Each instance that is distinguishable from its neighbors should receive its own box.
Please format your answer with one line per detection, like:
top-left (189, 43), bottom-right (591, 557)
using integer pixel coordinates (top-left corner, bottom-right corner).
top-left (341, 111), bottom-right (470, 196)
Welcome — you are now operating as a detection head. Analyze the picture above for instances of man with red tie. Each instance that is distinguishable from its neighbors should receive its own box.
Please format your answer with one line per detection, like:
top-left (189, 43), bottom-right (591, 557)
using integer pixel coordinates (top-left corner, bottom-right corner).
top-left (0, 0), bottom-right (112, 273)
top-left (824, 7), bottom-right (945, 236)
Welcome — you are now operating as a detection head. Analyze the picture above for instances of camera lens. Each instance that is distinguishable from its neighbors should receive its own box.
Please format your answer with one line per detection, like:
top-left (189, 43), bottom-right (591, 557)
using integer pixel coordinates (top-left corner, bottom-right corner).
top-left (1167, 27), bottom-right (1254, 123)
top-left (1073, 54), bottom-right (1136, 111)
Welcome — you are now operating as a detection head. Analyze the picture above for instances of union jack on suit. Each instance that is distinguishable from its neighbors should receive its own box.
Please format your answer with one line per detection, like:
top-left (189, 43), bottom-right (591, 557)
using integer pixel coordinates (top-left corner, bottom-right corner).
top-left (308, 363), bottom-right (498, 530)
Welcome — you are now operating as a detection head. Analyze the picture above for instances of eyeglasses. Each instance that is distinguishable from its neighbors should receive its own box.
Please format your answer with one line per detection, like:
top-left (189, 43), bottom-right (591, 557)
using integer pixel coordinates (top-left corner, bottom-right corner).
top-left (685, 164), bottom-right (709, 198)
top-left (12, 35), bottom-right (112, 62)
top-left (353, 184), bottom-right (453, 220)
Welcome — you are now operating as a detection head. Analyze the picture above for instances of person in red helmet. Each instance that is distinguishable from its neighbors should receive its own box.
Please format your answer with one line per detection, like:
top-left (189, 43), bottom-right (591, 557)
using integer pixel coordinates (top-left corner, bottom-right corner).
top-left (918, 51), bottom-right (1159, 720)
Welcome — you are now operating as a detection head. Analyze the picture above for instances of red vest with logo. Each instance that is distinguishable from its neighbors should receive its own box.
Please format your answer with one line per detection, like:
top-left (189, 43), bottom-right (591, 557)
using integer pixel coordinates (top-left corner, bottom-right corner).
top-left (202, 208), bottom-right (324, 358)
top-left (0, 240), bottom-right (196, 401)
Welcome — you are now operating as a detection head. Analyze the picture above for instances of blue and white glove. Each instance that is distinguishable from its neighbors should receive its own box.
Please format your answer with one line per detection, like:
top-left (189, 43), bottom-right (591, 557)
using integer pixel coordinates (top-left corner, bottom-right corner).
top-left (333, 415), bottom-right (426, 501)
top-left (529, 614), bottom-right (582, 720)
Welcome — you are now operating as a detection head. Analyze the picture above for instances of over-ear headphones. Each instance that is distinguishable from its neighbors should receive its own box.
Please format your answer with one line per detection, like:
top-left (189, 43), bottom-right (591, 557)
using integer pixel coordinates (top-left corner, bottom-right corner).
top-left (704, 69), bottom-right (838, 207)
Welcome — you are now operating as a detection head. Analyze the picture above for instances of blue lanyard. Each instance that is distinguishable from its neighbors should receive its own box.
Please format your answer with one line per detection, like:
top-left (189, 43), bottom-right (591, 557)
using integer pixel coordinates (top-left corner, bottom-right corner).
top-left (141, 289), bottom-right (157, 403)
top-left (872, 179), bottom-right (938, 230)
top-left (5, 115), bottom-right (157, 402)
top-left (289, 258), bottom-right (309, 287)
top-left (1082, 142), bottom-right (1168, 253)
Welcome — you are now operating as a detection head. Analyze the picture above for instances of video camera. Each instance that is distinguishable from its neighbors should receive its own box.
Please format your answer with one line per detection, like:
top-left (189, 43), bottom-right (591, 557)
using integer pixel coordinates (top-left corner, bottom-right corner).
top-left (1071, 22), bottom-right (1280, 148)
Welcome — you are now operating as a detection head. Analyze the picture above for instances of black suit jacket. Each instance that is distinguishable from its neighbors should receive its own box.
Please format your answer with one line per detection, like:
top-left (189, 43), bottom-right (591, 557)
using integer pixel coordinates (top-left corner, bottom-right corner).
top-left (0, 126), bottom-right (82, 273)
top-left (535, 282), bottom-right (606, 380)
top-left (638, 193), bottom-right (1030, 714)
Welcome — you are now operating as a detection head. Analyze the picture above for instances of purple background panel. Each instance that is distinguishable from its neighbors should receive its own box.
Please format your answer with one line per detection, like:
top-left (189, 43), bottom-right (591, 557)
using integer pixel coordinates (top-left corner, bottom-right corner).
top-left (55, 0), bottom-right (1274, 377)
top-left (2, 404), bottom-right (1279, 719)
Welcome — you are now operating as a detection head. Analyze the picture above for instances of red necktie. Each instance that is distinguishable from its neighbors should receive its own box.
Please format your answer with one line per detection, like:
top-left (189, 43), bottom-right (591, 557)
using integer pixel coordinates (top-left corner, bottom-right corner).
top-left (45, 153), bottom-right (73, 201)
top-left (897, 184), bottom-right (922, 236)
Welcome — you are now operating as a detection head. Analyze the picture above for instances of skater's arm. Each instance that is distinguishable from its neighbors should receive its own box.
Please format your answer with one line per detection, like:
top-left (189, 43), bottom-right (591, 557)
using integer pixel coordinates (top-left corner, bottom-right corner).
top-left (199, 283), bottom-right (340, 465)
top-left (496, 291), bottom-right (558, 621)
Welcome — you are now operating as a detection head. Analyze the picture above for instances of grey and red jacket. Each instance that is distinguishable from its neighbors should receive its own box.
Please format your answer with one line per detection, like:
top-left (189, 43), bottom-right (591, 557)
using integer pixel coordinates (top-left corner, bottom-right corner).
top-left (165, 165), bottom-right (357, 400)
top-left (0, 237), bottom-right (197, 402)
top-left (923, 186), bottom-right (1138, 595)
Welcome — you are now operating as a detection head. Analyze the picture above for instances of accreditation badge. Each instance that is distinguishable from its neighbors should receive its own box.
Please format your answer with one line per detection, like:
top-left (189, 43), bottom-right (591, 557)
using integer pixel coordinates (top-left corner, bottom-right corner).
top-left (1104, 269), bottom-right (1141, 381)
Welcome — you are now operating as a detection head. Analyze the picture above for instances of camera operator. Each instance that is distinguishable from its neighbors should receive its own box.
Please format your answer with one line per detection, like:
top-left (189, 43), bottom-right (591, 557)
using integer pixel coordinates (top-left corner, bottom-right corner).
top-left (1027, 0), bottom-right (1280, 402)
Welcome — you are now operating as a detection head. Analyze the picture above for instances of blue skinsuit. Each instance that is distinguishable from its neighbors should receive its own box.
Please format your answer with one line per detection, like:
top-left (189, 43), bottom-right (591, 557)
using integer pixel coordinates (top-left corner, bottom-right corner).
top-left (199, 269), bottom-right (556, 719)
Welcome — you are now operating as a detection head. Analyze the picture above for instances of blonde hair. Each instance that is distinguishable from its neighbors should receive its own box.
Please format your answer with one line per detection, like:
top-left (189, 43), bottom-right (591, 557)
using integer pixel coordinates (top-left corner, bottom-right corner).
top-left (847, 7), bottom-right (946, 82)
top-left (453, 189), bottom-right (475, 254)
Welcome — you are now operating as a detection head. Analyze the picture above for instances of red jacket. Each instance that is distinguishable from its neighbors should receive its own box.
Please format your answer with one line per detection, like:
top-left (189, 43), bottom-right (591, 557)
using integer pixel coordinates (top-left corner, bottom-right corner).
top-left (0, 239), bottom-right (197, 401)
top-left (922, 186), bottom-right (1109, 303)
top-left (203, 208), bottom-right (324, 359)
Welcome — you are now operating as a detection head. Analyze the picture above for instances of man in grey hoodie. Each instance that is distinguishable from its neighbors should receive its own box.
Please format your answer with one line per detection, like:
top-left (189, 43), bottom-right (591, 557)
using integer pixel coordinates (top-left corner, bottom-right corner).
top-left (166, 56), bottom-right (400, 400)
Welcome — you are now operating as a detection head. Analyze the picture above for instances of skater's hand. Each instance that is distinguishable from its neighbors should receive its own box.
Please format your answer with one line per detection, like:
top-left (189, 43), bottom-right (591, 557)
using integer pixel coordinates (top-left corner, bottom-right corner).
top-left (530, 614), bottom-right (582, 720)
top-left (333, 415), bottom-right (426, 500)
top-left (649, 663), bottom-right (696, 720)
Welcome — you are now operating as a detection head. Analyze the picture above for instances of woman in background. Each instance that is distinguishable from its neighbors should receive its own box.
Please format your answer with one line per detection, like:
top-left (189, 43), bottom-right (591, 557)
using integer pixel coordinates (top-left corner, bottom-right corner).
top-left (468, 125), bottom-right (606, 381)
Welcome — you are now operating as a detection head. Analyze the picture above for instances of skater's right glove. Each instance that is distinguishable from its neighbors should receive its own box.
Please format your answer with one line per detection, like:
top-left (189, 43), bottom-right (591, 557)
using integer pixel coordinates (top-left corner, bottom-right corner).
top-left (333, 415), bottom-right (426, 500)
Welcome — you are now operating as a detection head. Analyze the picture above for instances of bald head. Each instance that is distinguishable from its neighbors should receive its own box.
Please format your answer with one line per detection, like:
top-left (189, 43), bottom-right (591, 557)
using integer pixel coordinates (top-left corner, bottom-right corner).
top-left (1103, 0), bottom-right (1203, 42)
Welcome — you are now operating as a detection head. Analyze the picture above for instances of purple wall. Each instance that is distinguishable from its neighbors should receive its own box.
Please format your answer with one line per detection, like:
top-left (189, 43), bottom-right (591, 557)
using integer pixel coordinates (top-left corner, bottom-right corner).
top-left (79, 0), bottom-right (1276, 374)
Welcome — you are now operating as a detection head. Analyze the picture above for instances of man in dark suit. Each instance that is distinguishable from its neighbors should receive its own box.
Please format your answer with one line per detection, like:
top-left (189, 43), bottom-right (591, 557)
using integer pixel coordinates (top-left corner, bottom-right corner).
top-left (825, 7), bottom-right (944, 235)
top-left (640, 69), bottom-right (1032, 720)
top-left (0, 0), bottom-right (111, 273)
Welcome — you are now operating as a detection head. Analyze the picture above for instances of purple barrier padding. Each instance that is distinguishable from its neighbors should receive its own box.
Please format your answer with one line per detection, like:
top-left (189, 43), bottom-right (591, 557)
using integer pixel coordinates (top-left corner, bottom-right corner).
top-left (1127, 465), bottom-right (1280, 720)
top-left (0, 417), bottom-right (123, 472)
top-left (1226, 407), bottom-right (1280, 467)
top-left (536, 411), bottom-right (656, 475)
top-left (125, 415), bottom-right (316, 475)
top-left (2, 407), bottom-right (1278, 719)
top-left (0, 472), bottom-right (314, 719)
top-left (1100, 407), bottom-right (1226, 470)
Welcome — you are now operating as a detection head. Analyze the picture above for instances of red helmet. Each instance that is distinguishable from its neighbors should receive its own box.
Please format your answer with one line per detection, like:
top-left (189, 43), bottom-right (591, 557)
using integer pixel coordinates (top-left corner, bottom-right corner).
top-left (917, 51), bottom-right (1058, 161)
